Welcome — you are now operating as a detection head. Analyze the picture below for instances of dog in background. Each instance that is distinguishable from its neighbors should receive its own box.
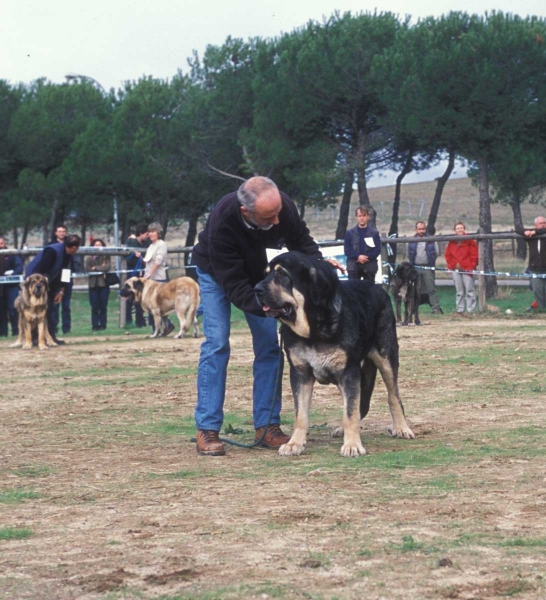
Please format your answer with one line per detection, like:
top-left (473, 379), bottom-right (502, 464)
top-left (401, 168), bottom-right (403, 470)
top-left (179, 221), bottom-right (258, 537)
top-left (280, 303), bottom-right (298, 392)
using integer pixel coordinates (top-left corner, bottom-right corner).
top-left (120, 276), bottom-right (199, 339)
top-left (11, 274), bottom-right (57, 350)
top-left (255, 251), bottom-right (414, 457)
top-left (390, 262), bottom-right (422, 326)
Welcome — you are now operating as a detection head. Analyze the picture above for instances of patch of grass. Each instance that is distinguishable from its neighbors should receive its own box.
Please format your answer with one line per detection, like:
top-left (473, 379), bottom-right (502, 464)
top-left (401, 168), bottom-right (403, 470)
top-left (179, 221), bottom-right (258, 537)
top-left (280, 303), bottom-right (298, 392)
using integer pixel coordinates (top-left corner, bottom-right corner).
top-left (365, 444), bottom-right (459, 470)
top-left (148, 470), bottom-right (203, 480)
top-left (0, 527), bottom-right (33, 540)
top-left (391, 535), bottom-right (427, 552)
top-left (11, 465), bottom-right (53, 478)
top-left (500, 537), bottom-right (546, 548)
top-left (0, 489), bottom-right (40, 504)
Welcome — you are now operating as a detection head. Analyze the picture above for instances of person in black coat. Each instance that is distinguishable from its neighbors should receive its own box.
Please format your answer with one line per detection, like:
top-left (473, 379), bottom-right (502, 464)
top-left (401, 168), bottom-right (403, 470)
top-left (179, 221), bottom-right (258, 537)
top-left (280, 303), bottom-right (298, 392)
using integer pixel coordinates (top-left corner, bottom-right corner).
top-left (0, 236), bottom-right (24, 336)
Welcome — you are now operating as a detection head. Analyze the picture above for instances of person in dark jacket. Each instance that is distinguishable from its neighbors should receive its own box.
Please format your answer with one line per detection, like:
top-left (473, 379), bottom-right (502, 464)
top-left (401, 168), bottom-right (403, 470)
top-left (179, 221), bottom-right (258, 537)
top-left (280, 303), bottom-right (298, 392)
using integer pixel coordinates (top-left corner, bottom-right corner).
top-left (517, 216), bottom-right (546, 310)
top-left (25, 234), bottom-right (82, 345)
top-left (50, 225), bottom-right (80, 334)
top-left (0, 236), bottom-right (24, 336)
top-left (124, 223), bottom-right (150, 327)
top-left (192, 176), bottom-right (342, 456)
top-left (85, 238), bottom-right (111, 331)
top-left (408, 221), bottom-right (442, 314)
top-left (343, 206), bottom-right (381, 282)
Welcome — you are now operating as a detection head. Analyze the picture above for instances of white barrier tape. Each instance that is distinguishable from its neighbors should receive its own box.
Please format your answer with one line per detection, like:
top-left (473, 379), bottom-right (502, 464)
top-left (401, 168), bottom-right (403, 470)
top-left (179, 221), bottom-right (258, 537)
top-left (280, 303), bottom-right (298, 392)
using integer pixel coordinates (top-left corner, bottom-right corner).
top-left (387, 263), bottom-right (546, 279)
top-left (0, 267), bottom-right (156, 285)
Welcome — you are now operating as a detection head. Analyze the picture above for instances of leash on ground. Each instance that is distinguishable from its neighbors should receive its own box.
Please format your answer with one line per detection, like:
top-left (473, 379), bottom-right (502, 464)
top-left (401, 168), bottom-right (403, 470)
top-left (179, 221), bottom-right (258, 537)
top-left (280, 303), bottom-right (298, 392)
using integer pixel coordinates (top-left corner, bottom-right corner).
top-left (190, 331), bottom-right (285, 449)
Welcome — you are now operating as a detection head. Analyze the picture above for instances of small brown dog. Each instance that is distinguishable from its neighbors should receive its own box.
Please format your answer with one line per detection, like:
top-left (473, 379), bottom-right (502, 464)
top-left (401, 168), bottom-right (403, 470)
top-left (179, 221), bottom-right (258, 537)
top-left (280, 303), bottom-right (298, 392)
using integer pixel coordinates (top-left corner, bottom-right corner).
top-left (11, 274), bottom-right (57, 350)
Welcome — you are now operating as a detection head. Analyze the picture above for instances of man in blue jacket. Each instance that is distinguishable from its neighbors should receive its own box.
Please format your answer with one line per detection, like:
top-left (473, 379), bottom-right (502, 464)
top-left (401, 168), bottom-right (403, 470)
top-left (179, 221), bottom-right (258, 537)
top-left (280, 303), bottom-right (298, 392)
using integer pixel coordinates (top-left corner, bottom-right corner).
top-left (25, 234), bottom-right (82, 345)
top-left (408, 221), bottom-right (442, 314)
top-left (0, 235), bottom-right (24, 336)
top-left (344, 206), bottom-right (381, 282)
top-left (192, 176), bottom-right (342, 456)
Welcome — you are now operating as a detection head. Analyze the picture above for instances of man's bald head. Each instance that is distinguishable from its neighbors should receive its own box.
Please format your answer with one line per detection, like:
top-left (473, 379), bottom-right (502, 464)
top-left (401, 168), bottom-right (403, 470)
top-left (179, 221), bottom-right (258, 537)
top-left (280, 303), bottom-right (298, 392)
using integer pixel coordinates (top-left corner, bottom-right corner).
top-left (238, 177), bottom-right (282, 231)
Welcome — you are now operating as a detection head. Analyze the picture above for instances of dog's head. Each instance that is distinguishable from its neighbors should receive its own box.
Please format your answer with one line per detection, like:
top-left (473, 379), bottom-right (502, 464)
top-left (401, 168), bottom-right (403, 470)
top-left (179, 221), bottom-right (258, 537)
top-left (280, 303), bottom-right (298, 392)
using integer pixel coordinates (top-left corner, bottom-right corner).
top-left (119, 277), bottom-right (145, 301)
top-left (254, 251), bottom-right (339, 339)
top-left (24, 273), bottom-right (49, 302)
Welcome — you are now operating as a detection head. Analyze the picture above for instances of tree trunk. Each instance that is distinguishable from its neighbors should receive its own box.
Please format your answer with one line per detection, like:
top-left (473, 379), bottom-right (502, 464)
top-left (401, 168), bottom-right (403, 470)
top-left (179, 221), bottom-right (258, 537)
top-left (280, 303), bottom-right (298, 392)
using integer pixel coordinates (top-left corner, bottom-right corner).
top-left (298, 198), bottom-right (306, 220)
top-left (13, 226), bottom-right (18, 249)
top-left (388, 150), bottom-right (414, 266)
top-left (184, 211), bottom-right (200, 281)
top-left (47, 197), bottom-right (59, 245)
top-left (80, 222), bottom-right (87, 246)
top-left (477, 156), bottom-right (497, 298)
top-left (335, 169), bottom-right (355, 240)
top-left (21, 222), bottom-right (30, 247)
top-left (427, 148), bottom-right (455, 234)
top-left (509, 195), bottom-right (527, 260)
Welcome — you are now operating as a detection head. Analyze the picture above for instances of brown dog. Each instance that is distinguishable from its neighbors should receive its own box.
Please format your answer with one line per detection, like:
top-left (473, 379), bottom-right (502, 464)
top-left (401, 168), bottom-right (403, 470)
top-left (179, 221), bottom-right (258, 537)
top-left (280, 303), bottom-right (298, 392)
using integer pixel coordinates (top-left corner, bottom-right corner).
top-left (11, 274), bottom-right (57, 350)
top-left (120, 276), bottom-right (200, 338)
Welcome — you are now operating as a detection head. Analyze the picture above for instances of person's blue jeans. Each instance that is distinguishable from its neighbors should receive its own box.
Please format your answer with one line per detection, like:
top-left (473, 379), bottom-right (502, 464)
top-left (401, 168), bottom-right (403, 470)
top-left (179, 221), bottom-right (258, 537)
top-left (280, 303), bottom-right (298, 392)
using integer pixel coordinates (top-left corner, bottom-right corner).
top-left (89, 286), bottom-right (110, 329)
top-left (195, 267), bottom-right (283, 432)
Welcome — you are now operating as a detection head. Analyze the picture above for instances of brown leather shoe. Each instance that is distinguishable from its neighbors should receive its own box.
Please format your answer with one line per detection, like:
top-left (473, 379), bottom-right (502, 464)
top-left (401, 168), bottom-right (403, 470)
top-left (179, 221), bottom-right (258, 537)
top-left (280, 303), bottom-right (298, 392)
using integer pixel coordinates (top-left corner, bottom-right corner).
top-left (196, 430), bottom-right (225, 456)
top-left (255, 424), bottom-right (290, 449)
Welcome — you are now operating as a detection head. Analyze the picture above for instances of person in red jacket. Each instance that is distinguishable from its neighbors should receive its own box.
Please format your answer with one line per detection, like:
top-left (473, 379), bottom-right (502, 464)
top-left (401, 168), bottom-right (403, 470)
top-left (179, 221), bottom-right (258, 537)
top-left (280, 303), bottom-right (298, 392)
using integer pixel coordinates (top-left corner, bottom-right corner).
top-left (445, 222), bottom-right (479, 313)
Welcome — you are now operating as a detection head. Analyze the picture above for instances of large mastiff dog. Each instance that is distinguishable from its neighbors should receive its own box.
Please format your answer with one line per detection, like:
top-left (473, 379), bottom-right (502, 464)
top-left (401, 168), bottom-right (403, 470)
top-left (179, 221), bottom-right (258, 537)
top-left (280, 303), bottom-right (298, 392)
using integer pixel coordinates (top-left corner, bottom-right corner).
top-left (11, 274), bottom-right (57, 350)
top-left (254, 251), bottom-right (414, 457)
top-left (120, 276), bottom-right (200, 339)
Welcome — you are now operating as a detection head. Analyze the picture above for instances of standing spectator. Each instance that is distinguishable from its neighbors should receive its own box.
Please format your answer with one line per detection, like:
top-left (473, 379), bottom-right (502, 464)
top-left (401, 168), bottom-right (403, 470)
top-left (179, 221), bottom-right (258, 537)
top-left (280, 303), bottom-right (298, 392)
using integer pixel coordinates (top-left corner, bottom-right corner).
top-left (25, 234), bottom-right (82, 345)
top-left (517, 216), bottom-right (546, 310)
top-left (0, 236), bottom-right (24, 336)
top-left (143, 222), bottom-right (174, 335)
top-left (408, 221), bottom-right (442, 314)
top-left (85, 239), bottom-right (112, 331)
top-left (192, 176), bottom-right (343, 456)
top-left (445, 222), bottom-right (479, 314)
top-left (344, 206), bottom-right (381, 282)
top-left (50, 224), bottom-right (81, 335)
top-left (125, 223), bottom-right (150, 327)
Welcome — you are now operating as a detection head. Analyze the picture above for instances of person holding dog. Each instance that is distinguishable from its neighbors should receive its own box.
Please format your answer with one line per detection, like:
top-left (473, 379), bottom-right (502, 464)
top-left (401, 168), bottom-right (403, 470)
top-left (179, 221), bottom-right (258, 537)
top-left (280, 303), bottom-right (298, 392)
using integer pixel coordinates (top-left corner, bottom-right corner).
top-left (344, 206), bottom-right (381, 282)
top-left (85, 238), bottom-right (112, 331)
top-left (143, 222), bottom-right (174, 336)
top-left (445, 222), bottom-right (479, 314)
top-left (516, 216), bottom-right (546, 310)
top-left (408, 221), bottom-right (442, 314)
top-left (192, 176), bottom-right (341, 456)
top-left (25, 234), bottom-right (82, 345)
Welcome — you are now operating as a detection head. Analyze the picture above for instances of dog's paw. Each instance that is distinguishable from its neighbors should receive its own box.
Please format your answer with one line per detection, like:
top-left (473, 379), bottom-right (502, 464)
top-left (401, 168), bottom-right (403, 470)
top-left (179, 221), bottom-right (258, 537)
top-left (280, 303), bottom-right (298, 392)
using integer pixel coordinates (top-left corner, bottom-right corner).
top-left (174, 333), bottom-right (183, 339)
top-left (331, 426), bottom-right (344, 438)
top-left (407, 322), bottom-right (415, 327)
top-left (340, 443), bottom-right (366, 457)
top-left (22, 343), bottom-right (33, 350)
top-left (278, 442), bottom-right (306, 456)
top-left (38, 345), bottom-right (49, 351)
top-left (387, 424), bottom-right (415, 439)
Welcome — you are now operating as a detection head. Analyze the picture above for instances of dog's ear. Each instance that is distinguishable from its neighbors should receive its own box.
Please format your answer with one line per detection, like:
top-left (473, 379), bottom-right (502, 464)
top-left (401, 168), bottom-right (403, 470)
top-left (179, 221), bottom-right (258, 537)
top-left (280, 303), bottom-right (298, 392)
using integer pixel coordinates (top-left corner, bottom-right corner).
top-left (307, 261), bottom-right (336, 306)
top-left (134, 279), bottom-right (144, 292)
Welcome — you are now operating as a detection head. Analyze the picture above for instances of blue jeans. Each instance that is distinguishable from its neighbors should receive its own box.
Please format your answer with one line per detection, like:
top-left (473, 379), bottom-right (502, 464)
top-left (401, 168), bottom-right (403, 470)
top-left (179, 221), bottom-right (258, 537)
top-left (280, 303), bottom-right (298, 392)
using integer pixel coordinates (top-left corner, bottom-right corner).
top-left (195, 267), bottom-right (283, 432)
top-left (89, 286), bottom-right (110, 329)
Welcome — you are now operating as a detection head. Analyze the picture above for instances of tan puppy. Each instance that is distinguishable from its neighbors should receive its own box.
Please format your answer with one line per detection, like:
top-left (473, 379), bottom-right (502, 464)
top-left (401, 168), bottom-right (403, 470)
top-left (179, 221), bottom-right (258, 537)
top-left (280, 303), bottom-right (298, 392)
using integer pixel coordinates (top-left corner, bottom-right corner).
top-left (120, 276), bottom-right (199, 338)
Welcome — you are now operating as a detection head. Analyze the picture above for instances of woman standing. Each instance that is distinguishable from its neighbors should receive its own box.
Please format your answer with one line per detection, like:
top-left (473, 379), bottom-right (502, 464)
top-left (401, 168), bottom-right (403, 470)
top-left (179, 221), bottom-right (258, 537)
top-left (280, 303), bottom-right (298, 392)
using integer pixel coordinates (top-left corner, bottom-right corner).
top-left (445, 222), bottom-right (479, 314)
top-left (85, 239), bottom-right (111, 331)
top-left (143, 222), bottom-right (174, 335)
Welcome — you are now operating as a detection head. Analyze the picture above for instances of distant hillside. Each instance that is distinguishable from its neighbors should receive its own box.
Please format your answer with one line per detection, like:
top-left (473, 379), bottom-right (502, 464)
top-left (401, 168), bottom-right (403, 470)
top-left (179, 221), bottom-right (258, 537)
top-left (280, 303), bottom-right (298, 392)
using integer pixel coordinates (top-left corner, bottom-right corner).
top-left (304, 177), bottom-right (544, 241)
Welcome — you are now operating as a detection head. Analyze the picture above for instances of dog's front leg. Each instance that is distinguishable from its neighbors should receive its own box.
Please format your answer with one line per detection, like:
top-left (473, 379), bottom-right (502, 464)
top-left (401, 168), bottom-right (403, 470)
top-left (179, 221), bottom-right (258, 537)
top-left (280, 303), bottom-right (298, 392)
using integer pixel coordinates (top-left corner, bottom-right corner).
top-left (149, 312), bottom-right (161, 338)
top-left (279, 365), bottom-right (314, 457)
top-left (339, 369), bottom-right (366, 457)
top-left (368, 349), bottom-right (415, 440)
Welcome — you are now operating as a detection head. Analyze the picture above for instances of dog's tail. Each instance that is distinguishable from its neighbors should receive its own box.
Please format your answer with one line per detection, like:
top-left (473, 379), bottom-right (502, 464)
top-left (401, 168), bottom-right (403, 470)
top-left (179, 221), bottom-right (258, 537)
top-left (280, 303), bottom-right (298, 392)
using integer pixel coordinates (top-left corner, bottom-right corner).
top-left (360, 358), bottom-right (377, 419)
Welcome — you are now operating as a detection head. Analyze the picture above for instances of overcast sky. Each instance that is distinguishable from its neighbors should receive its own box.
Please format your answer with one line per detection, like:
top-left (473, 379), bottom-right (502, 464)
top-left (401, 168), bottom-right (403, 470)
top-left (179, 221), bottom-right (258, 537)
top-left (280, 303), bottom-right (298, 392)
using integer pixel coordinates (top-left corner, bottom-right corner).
top-left (3, 0), bottom-right (546, 186)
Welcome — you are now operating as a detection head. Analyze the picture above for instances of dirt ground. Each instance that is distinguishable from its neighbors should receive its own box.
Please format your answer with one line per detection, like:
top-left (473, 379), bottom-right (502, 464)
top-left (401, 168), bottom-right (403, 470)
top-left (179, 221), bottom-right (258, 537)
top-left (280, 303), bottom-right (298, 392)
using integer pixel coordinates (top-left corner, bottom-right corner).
top-left (1, 314), bottom-right (546, 600)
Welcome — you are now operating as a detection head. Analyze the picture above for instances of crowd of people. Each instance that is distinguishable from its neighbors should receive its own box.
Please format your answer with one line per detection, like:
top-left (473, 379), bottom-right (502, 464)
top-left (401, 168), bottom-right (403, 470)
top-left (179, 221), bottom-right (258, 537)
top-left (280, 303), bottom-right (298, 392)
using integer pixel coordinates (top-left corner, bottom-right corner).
top-left (1, 202), bottom-right (545, 348)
